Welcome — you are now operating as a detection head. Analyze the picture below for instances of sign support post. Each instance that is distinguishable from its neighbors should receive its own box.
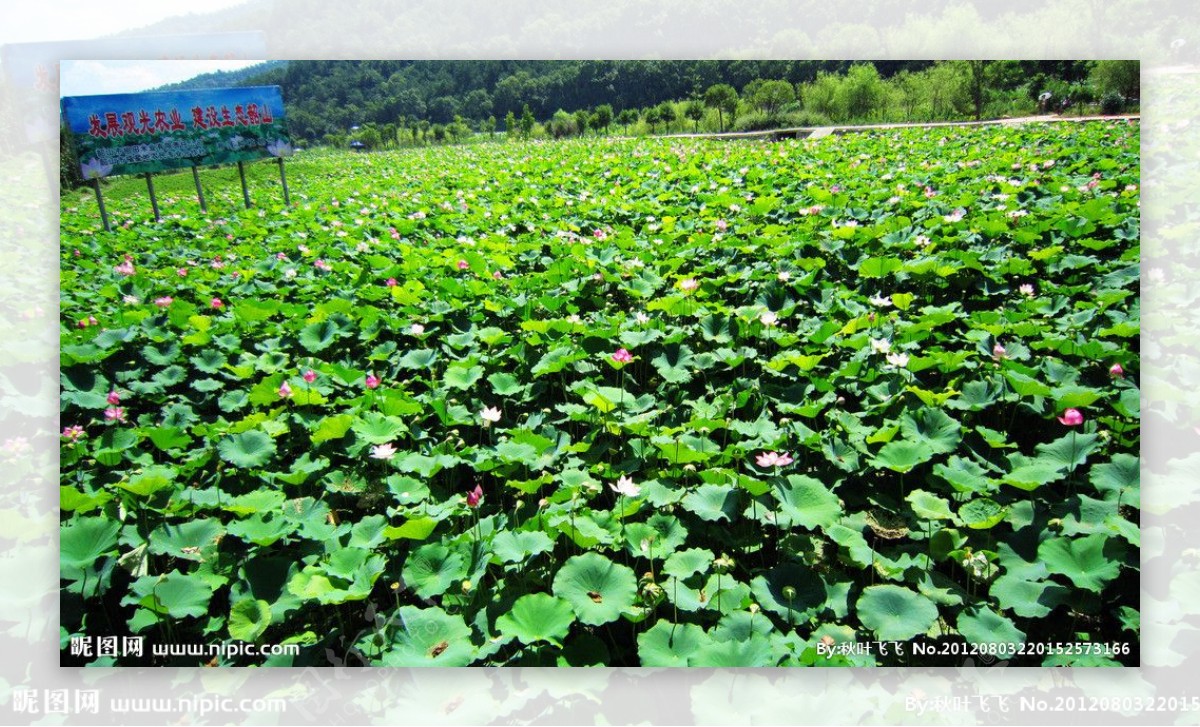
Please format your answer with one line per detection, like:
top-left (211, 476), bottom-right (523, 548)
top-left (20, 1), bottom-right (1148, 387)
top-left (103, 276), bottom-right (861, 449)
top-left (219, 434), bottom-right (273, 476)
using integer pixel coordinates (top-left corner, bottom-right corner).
top-left (144, 172), bottom-right (161, 222)
top-left (278, 157), bottom-right (291, 206)
top-left (92, 178), bottom-right (111, 232)
top-left (237, 161), bottom-right (252, 209)
top-left (191, 165), bottom-right (207, 214)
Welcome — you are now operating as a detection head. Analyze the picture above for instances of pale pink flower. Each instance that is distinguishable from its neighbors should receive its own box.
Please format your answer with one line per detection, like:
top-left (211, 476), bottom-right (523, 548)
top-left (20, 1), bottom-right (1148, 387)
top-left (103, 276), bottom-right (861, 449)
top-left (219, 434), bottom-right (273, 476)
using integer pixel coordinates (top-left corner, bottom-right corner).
top-left (210, 297), bottom-right (224, 309)
top-left (612, 348), bottom-right (633, 364)
top-left (61, 425), bottom-right (85, 441)
top-left (177, 267), bottom-right (188, 277)
top-left (715, 219), bottom-right (728, 231)
top-left (679, 278), bottom-right (698, 292)
top-left (364, 374), bottom-right (381, 389)
top-left (992, 343), bottom-right (1007, 360)
top-left (107, 390), bottom-right (121, 405)
top-left (114, 260), bottom-right (135, 276)
top-left (314, 259), bottom-right (331, 272)
top-left (1109, 363), bottom-right (1124, 378)
top-left (457, 260), bottom-right (469, 270)
top-left (1019, 283), bottom-right (1035, 297)
top-left (492, 270), bottom-right (503, 280)
top-left (104, 407), bottom-right (125, 423)
top-left (154, 296), bottom-right (173, 308)
top-left (410, 323), bottom-right (425, 335)
top-left (279, 381), bottom-right (293, 398)
top-left (370, 442), bottom-right (397, 460)
top-left (385, 277), bottom-right (398, 287)
top-left (756, 451), bottom-right (793, 468)
top-left (760, 311), bottom-right (778, 327)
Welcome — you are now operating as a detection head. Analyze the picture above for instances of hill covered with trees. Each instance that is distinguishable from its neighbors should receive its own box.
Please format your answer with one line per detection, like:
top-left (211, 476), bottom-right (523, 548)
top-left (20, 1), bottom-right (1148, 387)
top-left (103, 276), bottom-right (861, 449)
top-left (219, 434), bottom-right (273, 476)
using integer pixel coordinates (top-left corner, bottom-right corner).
top-left (162, 59), bottom-right (1135, 148)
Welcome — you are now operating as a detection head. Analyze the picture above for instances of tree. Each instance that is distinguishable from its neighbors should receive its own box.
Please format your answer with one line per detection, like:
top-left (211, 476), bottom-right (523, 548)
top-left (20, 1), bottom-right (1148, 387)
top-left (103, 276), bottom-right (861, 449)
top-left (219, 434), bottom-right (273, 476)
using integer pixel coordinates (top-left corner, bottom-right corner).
top-left (591, 103), bottom-right (614, 133)
top-left (704, 83), bottom-right (738, 132)
top-left (839, 63), bottom-right (888, 121)
top-left (616, 108), bottom-right (639, 134)
top-left (573, 109), bottom-right (591, 136)
top-left (484, 115), bottom-right (497, 137)
top-left (683, 99), bottom-right (705, 131)
top-left (750, 79), bottom-right (795, 116)
top-left (505, 110), bottom-right (517, 138)
top-left (959, 61), bottom-right (991, 121)
top-left (1090, 61), bottom-right (1139, 102)
top-left (655, 102), bottom-right (676, 133)
top-left (519, 104), bottom-right (535, 137)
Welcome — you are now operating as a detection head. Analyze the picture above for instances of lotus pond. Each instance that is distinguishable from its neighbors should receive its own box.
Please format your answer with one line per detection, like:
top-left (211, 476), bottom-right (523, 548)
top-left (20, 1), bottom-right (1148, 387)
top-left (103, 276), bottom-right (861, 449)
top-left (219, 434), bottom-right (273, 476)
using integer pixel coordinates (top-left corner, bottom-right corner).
top-left (61, 120), bottom-right (1140, 666)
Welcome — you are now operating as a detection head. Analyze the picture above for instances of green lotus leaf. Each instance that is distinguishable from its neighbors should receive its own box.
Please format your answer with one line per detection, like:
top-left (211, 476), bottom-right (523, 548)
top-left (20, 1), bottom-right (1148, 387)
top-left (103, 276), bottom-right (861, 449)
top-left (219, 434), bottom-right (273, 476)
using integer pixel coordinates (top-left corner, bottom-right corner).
top-left (856, 585), bottom-right (938, 641)
top-left (772, 475), bottom-right (842, 530)
top-left (492, 529), bottom-right (555, 563)
top-left (958, 498), bottom-right (1006, 529)
top-left (552, 552), bottom-right (638, 625)
top-left (402, 543), bottom-right (467, 599)
top-left (228, 598), bottom-right (272, 642)
top-left (872, 440), bottom-right (934, 473)
top-left (1038, 533), bottom-right (1122, 592)
top-left (637, 620), bottom-right (708, 666)
top-left (382, 606), bottom-right (476, 666)
top-left (496, 593), bottom-right (575, 647)
top-left (217, 430), bottom-right (276, 468)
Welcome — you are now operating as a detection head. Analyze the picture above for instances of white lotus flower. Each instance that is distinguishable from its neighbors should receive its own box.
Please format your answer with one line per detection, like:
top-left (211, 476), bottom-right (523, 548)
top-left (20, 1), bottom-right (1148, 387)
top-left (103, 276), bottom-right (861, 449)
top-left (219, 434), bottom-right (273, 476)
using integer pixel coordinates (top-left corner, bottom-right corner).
top-left (886, 352), bottom-right (910, 368)
top-left (266, 139), bottom-right (294, 158)
top-left (80, 158), bottom-right (113, 180)
top-left (610, 475), bottom-right (640, 498)
top-left (481, 406), bottom-right (501, 426)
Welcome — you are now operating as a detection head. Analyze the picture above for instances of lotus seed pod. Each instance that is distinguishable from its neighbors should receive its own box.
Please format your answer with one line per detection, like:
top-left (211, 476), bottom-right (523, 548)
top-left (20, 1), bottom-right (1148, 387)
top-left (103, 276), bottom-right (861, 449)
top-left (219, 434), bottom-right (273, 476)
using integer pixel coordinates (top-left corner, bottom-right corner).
top-left (782, 586), bottom-right (797, 600)
top-left (461, 580), bottom-right (472, 594)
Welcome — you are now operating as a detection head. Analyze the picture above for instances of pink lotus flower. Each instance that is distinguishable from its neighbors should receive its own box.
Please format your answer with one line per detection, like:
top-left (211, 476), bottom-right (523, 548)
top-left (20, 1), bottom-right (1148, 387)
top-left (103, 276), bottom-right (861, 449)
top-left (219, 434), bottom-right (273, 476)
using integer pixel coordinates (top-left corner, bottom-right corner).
top-left (61, 425), bottom-right (85, 441)
top-left (1109, 363), bottom-right (1124, 378)
top-left (385, 277), bottom-right (398, 287)
top-left (679, 278), bottom-right (698, 292)
top-left (276, 252), bottom-right (288, 261)
top-left (279, 381), bottom-right (293, 398)
top-left (756, 451), bottom-right (794, 468)
top-left (364, 374), bottom-right (380, 389)
top-left (466, 484), bottom-right (483, 507)
top-left (210, 297), bottom-right (224, 309)
top-left (1058, 408), bottom-right (1084, 426)
top-left (457, 260), bottom-right (469, 270)
top-left (992, 343), bottom-right (1007, 360)
top-left (303, 370), bottom-right (317, 383)
top-left (154, 296), bottom-right (173, 308)
top-left (492, 270), bottom-right (503, 280)
top-left (314, 259), bottom-right (331, 272)
top-left (370, 443), bottom-right (397, 460)
top-left (104, 407), bottom-right (125, 423)
top-left (177, 267), bottom-right (188, 277)
top-left (106, 390), bottom-right (121, 405)
top-left (593, 229), bottom-right (607, 240)
top-left (715, 219), bottom-right (728, 231)
top-left (612, 348), bottom-right (633, 364)
top-left (114, 260), bottom-right (135, 276)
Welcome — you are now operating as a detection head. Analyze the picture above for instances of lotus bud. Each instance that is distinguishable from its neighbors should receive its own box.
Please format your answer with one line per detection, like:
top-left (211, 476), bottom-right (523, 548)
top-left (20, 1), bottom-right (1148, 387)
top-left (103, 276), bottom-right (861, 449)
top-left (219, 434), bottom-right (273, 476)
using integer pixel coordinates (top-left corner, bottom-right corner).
top-left (461, 580), bottom-right (472, 594)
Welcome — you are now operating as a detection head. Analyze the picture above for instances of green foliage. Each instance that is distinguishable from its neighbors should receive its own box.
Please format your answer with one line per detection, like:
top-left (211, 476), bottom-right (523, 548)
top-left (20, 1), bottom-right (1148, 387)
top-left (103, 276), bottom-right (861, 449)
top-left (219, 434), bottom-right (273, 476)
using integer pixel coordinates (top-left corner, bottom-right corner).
top-left (60, 118), bottom-right (1139, 666)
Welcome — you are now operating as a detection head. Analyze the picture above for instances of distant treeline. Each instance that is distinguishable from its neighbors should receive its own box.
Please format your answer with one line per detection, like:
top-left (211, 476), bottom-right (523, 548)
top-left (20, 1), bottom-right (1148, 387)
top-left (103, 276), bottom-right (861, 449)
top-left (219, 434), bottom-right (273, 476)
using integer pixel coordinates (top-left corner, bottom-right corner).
top-left (174, 59), bottom-right (1138, 148)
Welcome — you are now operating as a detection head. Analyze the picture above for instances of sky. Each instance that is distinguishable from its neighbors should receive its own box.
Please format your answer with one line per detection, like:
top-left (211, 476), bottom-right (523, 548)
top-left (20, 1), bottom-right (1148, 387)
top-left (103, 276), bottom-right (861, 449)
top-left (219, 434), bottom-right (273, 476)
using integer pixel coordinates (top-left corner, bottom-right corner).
top-left (59, 60), bottom-right (265, 96)
top-left (0, 0), bottom-right (254, 47)
top-left (2, 0), bottom-right (262, 95)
